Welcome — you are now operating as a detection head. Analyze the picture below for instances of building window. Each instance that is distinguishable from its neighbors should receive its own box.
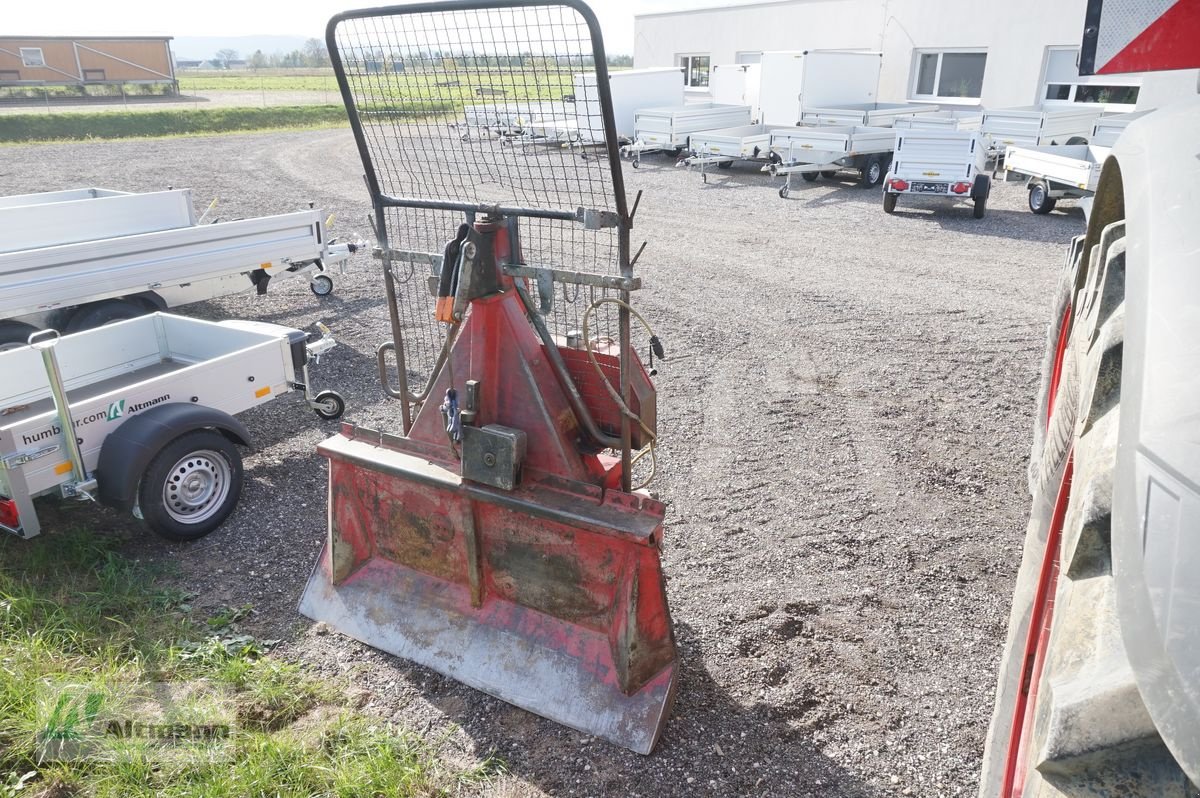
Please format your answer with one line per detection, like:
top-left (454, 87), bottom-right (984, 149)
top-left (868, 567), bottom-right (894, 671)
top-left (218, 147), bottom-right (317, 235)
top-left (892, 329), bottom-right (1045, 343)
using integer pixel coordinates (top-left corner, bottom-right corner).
top-left (911, 50), bottom-right (986, 101)
top-left (735, 51), bottom-right (762, 65)
top-left (83, 69), bottom-right (106, 82)
top-left (1042, 46), bottom-right (1140, 109)
top-left (19, 48), bottom-right (45, 68)
top-left (679, 54), bottom-right (710, 88)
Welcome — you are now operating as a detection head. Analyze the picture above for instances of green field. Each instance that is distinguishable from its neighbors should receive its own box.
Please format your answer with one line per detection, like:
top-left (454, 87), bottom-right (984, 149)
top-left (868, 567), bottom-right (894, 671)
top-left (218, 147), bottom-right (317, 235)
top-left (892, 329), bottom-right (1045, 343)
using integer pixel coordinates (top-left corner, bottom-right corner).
top-left (179, 68), bottom-right (576, 102)
top-left (0, 107), bottom-right (351, 143)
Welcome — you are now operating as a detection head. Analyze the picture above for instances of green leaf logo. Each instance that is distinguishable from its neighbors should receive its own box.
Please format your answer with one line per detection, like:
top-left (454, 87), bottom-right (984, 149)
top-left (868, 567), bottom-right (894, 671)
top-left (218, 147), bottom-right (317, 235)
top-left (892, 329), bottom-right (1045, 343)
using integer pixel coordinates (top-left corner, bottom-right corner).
top-left (106, 400), bottom-right (125, 421)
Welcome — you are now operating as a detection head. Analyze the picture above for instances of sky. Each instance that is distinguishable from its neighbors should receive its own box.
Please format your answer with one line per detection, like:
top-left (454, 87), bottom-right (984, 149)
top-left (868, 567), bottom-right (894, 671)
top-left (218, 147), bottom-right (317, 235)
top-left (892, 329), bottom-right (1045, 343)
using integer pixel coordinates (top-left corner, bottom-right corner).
top-left (6, 0), bottom-right (709, 55)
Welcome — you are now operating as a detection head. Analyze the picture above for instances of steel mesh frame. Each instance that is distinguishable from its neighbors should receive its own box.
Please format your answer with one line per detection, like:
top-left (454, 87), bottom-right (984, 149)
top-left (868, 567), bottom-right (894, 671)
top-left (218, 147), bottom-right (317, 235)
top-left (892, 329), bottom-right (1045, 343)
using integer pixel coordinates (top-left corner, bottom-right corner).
top-left (327, 0), bottom-right (636, 451)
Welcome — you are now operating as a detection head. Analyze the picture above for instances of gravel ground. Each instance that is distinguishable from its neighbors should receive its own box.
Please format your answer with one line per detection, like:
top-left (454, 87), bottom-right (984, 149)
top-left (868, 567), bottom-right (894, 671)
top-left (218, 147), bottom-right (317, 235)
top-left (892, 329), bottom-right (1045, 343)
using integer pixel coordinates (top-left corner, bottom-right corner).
top-left (0, 131), bottom-right (1084, 797)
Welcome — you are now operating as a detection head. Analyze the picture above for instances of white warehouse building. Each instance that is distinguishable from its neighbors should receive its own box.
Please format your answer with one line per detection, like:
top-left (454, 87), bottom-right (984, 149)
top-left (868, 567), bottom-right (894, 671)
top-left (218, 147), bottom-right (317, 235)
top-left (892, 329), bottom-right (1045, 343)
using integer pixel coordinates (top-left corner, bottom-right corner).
top-left (632, 0), bottom-right (1198, 113)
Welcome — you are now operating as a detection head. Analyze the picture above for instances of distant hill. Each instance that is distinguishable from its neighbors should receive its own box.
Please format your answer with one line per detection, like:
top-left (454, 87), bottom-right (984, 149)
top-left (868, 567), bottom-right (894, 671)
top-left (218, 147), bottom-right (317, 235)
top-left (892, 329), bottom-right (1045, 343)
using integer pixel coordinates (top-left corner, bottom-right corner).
top-left (172, 35), bottom-right (314, 61)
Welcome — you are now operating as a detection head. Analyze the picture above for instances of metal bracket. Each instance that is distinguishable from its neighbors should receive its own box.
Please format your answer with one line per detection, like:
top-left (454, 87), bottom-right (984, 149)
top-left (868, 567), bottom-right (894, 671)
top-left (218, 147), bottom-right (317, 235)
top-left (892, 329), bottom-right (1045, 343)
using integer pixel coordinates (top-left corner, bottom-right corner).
top-left (502, 265), bottom-right (640, 292)
top-left (2, 444), bottom-right (60, 469)
top-left (576, 207), bottom-right (620, 230)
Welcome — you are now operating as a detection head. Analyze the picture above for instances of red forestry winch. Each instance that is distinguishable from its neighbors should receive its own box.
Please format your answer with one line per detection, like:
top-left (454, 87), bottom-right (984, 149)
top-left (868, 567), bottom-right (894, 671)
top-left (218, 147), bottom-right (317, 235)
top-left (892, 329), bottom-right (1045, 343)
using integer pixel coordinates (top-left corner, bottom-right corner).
top-left (299, 0), bottom-right (678, 754)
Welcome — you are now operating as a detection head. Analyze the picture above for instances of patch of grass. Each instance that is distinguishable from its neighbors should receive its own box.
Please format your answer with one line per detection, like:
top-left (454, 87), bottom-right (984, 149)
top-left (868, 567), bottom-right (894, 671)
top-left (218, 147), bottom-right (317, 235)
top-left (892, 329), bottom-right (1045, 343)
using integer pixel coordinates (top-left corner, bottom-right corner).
top-left (0, 106), bottom-right (352, 143)
top-left (0, 529), bottom-right (499, 797)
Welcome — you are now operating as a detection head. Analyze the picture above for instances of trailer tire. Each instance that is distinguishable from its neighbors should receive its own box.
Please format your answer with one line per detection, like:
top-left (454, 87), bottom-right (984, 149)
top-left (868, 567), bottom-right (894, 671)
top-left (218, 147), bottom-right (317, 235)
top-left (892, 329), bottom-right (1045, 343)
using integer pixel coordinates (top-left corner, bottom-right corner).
top-left (778, 185), bottom-right (790, 199)
top-left (1029, 183), bottom-right (1057, 214)
top-left (820, 170), bottom-right (838, 179)
top-left (138, 429), bottom-right (244, 542)
top-left (66, 299), bottom-right (148, 333)
top-left (800, 172), bottom-right (819, 182)
top-left (312, 390), bottom-right (346, 420)
top-left (717, 161), bottom-right (733, 170)
top-left (310, 274), bottom-right (335, 297)
top-left (882, 192), bottom-right (898, 214)
top-left (859, 156), bottom-right (884, 188)
top-left (0, 321), bottom-right (38, 352)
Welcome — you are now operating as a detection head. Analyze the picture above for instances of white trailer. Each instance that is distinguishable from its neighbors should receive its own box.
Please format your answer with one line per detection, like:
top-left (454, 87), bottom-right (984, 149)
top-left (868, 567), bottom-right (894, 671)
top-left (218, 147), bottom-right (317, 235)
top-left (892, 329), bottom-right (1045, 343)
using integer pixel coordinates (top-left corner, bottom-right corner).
top-left (892, 109), bottom-right (984, 131)
top-left (1089, 109), bottom-right (1152, 147)
top-left (0, 313), bottom-right (344, 541)
top-left (0, 188), bottom-right (356, 349)
top-left (881, 129), bottom-right (991, 218)
top-left (682, 123), bottom-right (777, 181)
top-left (710, 63), bottom-right (762, 121)
top-left (759, 50), bottom-right (883, 127)
top-left (980, 105), bottom-right (1104, 156)
top-left (570, 67), bottom-right (684, 143)
top-left (799, 102), bottom-right (937, 127)
top-left (619, 103), bottom-right (752, 165)
top-left (457, 100), bottom-right (569, 139)
top-left (762, 125), bottom-right (896, 197)
top-left (1002, 143), bottom-right (1109, 214)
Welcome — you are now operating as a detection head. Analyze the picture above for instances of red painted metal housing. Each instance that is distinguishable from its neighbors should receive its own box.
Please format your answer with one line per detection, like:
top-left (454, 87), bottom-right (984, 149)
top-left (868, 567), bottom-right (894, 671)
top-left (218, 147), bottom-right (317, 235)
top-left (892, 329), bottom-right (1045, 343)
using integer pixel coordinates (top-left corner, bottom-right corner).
top-left (300, 223), bottom-right (676, 754)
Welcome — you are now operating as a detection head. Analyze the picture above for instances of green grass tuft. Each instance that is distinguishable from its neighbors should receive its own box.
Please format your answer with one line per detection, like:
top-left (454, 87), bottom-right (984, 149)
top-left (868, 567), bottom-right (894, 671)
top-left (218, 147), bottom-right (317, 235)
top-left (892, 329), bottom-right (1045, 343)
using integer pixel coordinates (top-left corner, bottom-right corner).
top-left (0, 528), bottom-right (495, 796)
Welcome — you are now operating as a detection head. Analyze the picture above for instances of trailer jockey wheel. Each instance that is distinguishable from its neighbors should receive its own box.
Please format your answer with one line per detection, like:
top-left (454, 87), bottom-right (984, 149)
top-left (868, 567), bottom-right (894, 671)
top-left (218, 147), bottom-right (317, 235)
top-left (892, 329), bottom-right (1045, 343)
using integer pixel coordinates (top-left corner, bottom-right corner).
top-left (310, 274), bottom-right (335, 296)
top-left (312, 389), bottom-right (346, 420)
top-left (779, 185), bottom-right (790, 199)
top-left (138, 430), bottom-right (244, 542)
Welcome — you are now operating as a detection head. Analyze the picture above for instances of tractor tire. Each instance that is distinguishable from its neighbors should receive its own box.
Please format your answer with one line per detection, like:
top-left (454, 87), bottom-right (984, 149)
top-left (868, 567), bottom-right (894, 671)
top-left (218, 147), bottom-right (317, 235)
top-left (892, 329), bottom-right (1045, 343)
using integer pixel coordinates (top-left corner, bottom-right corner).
top-left (979, 221), bottom-right (1196, 797)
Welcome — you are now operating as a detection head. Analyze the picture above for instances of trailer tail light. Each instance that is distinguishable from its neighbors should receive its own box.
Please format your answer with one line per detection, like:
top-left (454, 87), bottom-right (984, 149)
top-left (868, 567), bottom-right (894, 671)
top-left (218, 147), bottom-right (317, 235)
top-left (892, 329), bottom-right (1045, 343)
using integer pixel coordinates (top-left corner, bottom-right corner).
top-left (0, 497), bottom-right (18, 530)
top-left (951, 182), bottom-right (972, 194)
top-left (888, 179), bottom-right (909, 192)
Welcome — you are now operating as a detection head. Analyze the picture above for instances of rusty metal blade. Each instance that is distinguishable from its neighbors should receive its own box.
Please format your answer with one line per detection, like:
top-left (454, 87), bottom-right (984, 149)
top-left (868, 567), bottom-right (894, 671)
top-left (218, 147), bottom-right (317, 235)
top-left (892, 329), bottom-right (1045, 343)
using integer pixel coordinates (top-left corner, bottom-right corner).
top-left (299, 552), bottom-right (677, 755)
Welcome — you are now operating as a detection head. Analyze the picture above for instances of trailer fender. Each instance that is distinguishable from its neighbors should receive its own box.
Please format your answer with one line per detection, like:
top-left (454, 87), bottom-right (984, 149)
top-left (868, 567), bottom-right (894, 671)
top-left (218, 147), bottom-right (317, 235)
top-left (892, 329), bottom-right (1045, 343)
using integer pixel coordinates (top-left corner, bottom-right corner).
top-left (96, 403), bottom-right (251, 512)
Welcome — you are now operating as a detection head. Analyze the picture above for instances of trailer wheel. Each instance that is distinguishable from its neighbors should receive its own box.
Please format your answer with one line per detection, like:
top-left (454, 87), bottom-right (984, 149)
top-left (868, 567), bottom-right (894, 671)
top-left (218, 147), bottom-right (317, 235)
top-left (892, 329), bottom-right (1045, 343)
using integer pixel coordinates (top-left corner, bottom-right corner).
top-left (312, 390), bottom-right (346, 420)
top-left (1029, 183), bottom-right (1057, 214)
top-left (800, 172), bottom-right (819, 182)
top-left (820, 170), bottom-right (838, 179)
top-left (138, 429), bottom-right (244, 542)
top-left (0, 320), bottom-right (38, 352)
top-left (717, 161), bottom-right (733, 170)
top-left (778, 185), bottom-right (790, 199)
top-left (66, 299), bottom-right (148, 333)
top-left (859, 156), bottom-right (884, 188)
top-left (631, 158), bottom-right (640, 169)
top-left (882, 192), bottom-right (898, 214)
top-left (310, 274), bottom-right (335, 296)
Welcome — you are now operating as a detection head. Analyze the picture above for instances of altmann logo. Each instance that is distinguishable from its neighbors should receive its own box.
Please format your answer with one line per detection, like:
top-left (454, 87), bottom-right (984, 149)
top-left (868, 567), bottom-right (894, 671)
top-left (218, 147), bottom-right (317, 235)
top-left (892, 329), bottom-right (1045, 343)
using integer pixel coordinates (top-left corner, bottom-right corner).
top-left (19, 394), bottom-right (171, 447)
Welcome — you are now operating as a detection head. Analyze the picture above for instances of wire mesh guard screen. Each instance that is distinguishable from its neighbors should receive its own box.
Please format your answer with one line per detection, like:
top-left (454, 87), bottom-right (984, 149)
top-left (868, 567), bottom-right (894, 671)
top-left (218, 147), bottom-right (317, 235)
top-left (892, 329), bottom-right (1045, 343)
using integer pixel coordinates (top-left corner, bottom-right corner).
top-left (329, 2), bottom-right (632, 398)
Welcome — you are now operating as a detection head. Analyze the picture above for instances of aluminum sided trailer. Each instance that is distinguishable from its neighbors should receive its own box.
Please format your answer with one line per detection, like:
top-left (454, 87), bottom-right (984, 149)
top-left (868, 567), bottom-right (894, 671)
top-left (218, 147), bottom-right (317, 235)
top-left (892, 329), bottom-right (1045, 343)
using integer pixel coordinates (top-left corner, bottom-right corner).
top-left (882, 129), bottom-right (991, 218)
top-left (710, 63), bottom-right (761, 122)
top-left (800, 102), bottom-right (937, 127)
top-left (1090, 109), bottom-right (1153, 147)
top-left (1002, 143), bottom-right (1109, 214)
top-left (980, 105), bottom-right (1104, 154)
top-left (682, 123), bottom-right (775, 182)
top-left (0, 313), bottom-right (343, 540)
top-left (764, 124), bottom-right (895, 196)
top-left (0, 187), bottom-right (354, 346)
top-left (892, 109), bottom-right (984, 131)
top-left (621, 103), bottom-right (752, 166)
